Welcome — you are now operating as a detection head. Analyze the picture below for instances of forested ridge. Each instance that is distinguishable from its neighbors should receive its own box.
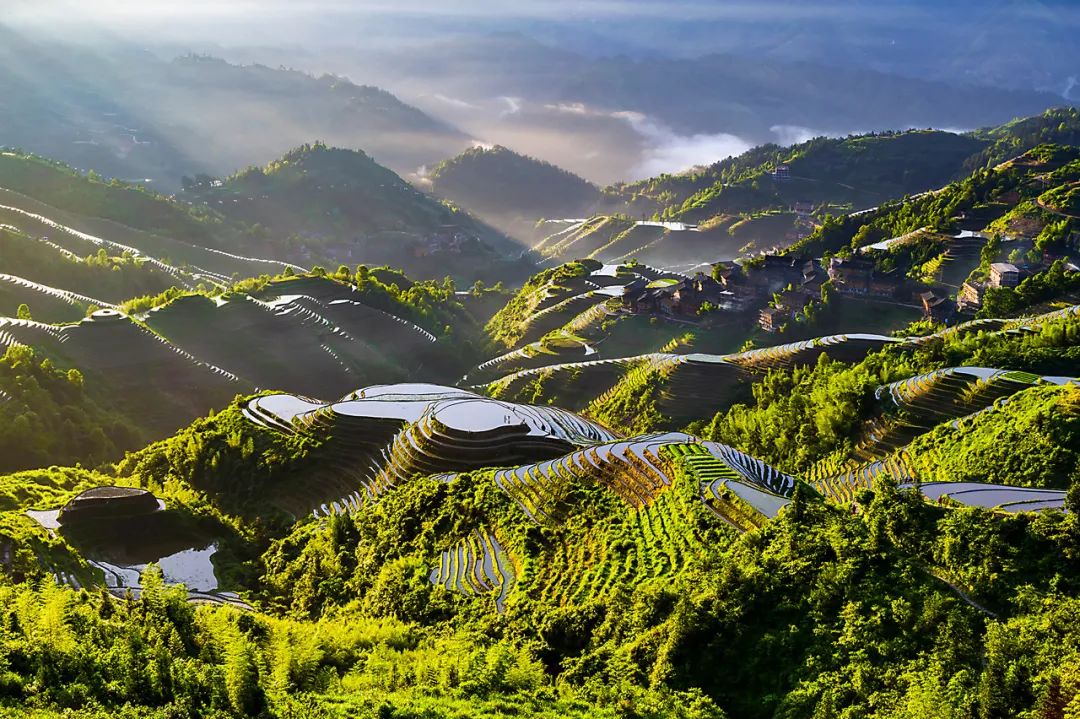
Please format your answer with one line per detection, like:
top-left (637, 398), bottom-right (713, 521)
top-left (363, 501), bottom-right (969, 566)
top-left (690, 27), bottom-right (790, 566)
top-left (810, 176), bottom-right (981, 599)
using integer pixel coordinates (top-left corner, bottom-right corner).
top-left (599, 107), bottom-right (1080, 224)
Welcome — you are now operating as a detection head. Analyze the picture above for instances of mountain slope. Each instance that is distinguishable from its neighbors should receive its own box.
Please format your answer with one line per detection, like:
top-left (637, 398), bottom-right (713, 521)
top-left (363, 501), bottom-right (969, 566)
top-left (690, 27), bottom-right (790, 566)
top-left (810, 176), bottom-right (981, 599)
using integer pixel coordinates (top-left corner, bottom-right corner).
top-left (0, 146), bottom-right (526, 285)
top-left (426, 145), bottom-right (601, 237)
top-left (184, 143), bottom-right (527, 282)
top-left (349, 31), bottom-right (1067, 184)
top-left (523, 110), bottom-right (1080, 265)
top-left (0, 26), bottom-right (471, 186)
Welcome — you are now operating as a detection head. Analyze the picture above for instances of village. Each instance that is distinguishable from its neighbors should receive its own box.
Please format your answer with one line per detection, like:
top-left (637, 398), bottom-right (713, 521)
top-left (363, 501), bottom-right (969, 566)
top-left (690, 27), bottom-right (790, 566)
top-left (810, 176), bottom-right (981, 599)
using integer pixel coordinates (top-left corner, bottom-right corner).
top-left (617, 225), bottom-right (1072, 335)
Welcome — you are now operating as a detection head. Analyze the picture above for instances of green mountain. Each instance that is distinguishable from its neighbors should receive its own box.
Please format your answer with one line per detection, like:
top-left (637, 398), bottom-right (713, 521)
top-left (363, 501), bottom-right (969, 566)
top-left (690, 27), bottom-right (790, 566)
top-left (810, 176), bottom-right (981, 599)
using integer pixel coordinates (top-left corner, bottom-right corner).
top-left (521, 109), bottom-right (1080, 266)
top-left (185, 143), bottom-right (525, 282)
top-left (0, 146), bottom-right (529, 285)
top-left (427, 145), bottom-right (601, 236)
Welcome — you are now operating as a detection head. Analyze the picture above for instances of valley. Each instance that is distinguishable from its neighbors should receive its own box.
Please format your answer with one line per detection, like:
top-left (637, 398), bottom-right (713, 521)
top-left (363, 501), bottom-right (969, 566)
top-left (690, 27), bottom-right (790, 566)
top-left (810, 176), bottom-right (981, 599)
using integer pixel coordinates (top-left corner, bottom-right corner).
top-left (0, 16), bottom-right (1078, 713)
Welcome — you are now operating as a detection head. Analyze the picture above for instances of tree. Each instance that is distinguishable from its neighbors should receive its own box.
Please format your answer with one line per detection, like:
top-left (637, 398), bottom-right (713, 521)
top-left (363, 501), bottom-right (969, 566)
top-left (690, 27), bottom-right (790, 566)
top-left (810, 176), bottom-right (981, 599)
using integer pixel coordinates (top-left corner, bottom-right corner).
top-left (16, 304), bottom-right (31, 321)
top-left (224, 632), bottom-right (262, 715)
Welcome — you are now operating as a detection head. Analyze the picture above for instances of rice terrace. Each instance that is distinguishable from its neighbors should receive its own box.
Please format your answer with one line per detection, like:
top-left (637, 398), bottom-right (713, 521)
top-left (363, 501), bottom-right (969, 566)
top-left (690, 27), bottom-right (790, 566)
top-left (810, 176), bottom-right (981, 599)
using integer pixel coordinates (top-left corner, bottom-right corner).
top-left (2, 4), bottom-right (1080, 718)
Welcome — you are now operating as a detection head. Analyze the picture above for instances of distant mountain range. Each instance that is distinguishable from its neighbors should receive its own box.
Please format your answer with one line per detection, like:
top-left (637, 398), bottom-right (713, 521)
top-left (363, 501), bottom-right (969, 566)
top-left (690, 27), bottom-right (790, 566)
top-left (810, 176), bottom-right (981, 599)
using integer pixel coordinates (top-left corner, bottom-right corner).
top-left (0, 25), bottom-right (471, 189)
top-left (2, 21), bottom-right (1072, 191)
top-left (286, 30), bottom-right (1073, 184)
top-left (421, 109), bottom-right (1080, 260)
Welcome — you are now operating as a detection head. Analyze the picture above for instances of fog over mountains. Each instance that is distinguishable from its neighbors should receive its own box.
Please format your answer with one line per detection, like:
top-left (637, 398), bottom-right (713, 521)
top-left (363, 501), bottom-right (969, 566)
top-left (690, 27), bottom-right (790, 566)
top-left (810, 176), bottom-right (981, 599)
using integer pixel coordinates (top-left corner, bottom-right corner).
top-left (5, 5), bottom-right (1080, 719)
top-left (4, 0), bottom-right (1075, 185)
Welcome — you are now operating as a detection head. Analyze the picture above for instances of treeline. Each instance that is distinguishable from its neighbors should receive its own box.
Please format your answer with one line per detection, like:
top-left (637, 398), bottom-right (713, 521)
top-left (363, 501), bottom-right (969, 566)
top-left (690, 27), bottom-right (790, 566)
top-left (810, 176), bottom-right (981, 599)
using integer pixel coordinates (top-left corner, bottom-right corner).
top-left (699, 307), bottom-right (1080, 474)
top-left (0, 345), bottom-right (141, 473)
top-left (964, 106), bottom-right (1080, 172)
top-left (0, 227), bottom-right (176, 305)
top-left (0, 152), bottom-right (222, 245)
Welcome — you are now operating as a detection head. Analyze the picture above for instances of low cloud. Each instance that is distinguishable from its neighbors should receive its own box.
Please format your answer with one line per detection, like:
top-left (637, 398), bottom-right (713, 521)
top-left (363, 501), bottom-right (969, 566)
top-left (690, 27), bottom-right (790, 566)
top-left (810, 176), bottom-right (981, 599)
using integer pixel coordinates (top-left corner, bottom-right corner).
top-left (770, 124), bottom-right (824, 146)
top-left (432, 93), bottom-right (478, 109)
top-left (617, 112), bottom-right (753, 178)
top-left (499, 96), bottom-right (522, 117)
top-left (546, 102), bottom-right (592, 116)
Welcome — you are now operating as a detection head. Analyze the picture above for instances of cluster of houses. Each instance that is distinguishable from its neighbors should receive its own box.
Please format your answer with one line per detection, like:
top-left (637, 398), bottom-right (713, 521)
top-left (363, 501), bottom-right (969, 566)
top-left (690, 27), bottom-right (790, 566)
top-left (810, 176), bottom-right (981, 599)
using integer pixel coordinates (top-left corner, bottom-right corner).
top-left (825, 256), bottom-right (905, 298)
top-left (620, 255), bottom-right (826, 329)
top-left (957, 262), bottom-right (1021, 311)
top-left (615, 226), bottom-right (1069, 333)
top-left (411, 225), bottom-right (479, 257)
top-left (825, 255), bottom-right (965, 324)
top-left (621, 274), bottom-right (742, 319)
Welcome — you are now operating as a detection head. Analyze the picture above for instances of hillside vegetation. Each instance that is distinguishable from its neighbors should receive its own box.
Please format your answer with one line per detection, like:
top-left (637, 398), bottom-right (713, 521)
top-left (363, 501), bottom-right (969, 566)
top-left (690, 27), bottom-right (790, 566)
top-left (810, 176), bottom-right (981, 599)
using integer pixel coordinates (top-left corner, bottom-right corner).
top-left (0, 27), bottom-right (470, 186)
top-left (0, 344), bottom-right (141, 473)
top-left (182, 143), bottom-right (525, 283)
top-left (428, 145), bottom-right (601, 237)
top-left (521, 109), bottom-right (1080, 265)
top-left (4, 112), bottom-right (1080, 719)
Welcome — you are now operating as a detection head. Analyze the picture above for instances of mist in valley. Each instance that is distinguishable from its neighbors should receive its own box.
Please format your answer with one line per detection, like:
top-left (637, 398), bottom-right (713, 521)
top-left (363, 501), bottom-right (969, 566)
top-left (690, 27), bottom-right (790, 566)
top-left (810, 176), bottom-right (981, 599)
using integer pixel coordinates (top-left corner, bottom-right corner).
top-left (4, 0), bottom-right (1076, 189)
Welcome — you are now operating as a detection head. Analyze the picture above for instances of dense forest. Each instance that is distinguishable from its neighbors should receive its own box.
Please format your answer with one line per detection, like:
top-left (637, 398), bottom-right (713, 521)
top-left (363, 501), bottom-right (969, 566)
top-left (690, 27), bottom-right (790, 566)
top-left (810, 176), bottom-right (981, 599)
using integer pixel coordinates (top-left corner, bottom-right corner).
top-left (427, 145), bottom-right (601, 228)
top-left (0, 344), bottom-right (141, 473)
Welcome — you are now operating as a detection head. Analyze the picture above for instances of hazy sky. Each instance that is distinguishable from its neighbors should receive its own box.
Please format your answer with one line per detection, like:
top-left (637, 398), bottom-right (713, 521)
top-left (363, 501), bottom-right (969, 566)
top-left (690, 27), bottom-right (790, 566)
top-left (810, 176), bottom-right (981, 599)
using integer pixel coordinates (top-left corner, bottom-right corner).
top-left (4, 0), bottom-right (1075, 182)
top-left (16, 0), bottom-right (1064, 27)
top-left (10, 0), bottom-right (1078, 54)
top-left (7, 1), bottom-right (906, 21)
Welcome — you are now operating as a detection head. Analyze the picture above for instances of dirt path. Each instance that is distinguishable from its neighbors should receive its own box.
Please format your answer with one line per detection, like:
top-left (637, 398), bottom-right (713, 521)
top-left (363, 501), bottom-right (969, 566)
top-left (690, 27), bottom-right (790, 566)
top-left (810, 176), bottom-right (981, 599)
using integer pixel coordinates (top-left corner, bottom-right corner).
top-left (1035, 187), bottom-right (1080, 220)
top-left (924, 567), bottom-right (999, 618)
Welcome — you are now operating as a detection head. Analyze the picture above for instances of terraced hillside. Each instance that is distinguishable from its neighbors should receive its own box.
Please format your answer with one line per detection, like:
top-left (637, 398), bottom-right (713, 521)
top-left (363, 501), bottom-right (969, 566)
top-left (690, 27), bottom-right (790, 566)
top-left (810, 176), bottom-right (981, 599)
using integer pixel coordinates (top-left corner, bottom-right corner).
top-left (812, 380), bottom-right (1080, 503)
top-left (142, 276), bottom-right (453, 398)
top-left (532, 216), bottom-right (742, 268)
top-left (13, 376), bottom-right (1065, 616)
top-left (0, 310), bottom-right (243, 440)
top-left (484, 330), bottom-right (907, 428)
top-left (6, 276), bottom-right (1079, 719)
top-left (0, 159), bottom-right (303, 290)
top-left (855, 367), bottom-right (1066, 459)
top-left (485, 300), bottom-right (1080, 435)
top-left (236, 378), bottom-right (1074, 527)
top-left (0, 271), bottom-right (487, 454)
top-left (476, 258), bottom-right (754, 391)
top-left (0, 223), bottom-right (178, 318)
